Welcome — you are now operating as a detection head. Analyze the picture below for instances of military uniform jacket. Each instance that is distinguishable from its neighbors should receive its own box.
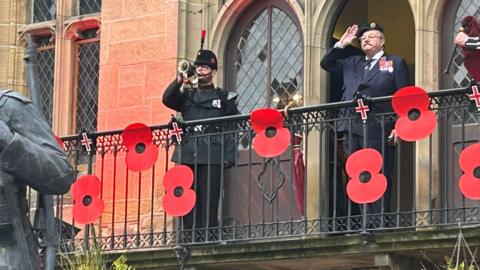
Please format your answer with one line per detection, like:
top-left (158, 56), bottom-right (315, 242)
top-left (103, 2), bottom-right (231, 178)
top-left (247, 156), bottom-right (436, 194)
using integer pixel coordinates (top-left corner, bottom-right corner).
top-left (162, 80), bottom-right (240, 165)
top-left (321, 47), bottom-right (409, 139)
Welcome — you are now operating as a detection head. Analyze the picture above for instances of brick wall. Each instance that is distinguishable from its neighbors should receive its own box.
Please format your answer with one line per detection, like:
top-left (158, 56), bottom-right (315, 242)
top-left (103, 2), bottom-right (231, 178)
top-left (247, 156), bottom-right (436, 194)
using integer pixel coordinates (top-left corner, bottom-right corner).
top-left (98, 0), bottom-right (178, 130)
top-left (96, 0), bottom-right (179, 233)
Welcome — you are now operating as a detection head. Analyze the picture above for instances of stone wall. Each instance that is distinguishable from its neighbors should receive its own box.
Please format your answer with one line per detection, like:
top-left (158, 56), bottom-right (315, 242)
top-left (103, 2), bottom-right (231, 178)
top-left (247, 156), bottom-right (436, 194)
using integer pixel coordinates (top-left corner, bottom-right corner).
top-left (0, 0), bottom-right (28, 94)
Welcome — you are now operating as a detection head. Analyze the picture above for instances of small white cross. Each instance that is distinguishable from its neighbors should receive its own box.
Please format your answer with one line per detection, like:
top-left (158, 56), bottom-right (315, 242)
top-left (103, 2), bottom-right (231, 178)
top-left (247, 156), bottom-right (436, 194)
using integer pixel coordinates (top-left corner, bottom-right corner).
top-left (468, 85), bottom-right (480, 109)
top-left (355, 99), bottom-right (370, 121)
top-left (80, 132), bottom-right (92, 152)
top-left (169, 122), bottom-right (184, 142)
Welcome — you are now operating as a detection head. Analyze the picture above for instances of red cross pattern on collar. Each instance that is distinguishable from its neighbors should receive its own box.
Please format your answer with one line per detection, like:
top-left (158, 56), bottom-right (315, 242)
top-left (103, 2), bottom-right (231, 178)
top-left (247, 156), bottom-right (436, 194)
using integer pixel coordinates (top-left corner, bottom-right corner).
top-left (468, 85), bottom-right (480, 109)
top-left (355, 98), bottom-right (370, 121)
top-left (169, 122), bottom-right (184, 142)
top-left (80, 132), bottom-right (92, 152)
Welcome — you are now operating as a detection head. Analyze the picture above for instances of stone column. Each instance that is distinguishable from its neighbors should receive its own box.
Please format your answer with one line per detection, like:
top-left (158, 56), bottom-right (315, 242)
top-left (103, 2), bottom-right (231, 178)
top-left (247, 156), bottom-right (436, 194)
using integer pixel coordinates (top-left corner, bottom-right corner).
top-left (52, 0), bottom-right (75, 135)
top-left (305, 0), bottom-right (341, 222)
top-left (410, 0), bottom-right (445, 225)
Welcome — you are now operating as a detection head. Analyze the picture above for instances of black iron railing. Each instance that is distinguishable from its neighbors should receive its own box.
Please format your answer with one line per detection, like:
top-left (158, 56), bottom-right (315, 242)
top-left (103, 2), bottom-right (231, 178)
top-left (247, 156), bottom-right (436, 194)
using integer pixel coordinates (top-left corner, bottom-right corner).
top-left (50, 86), bottom-right (480, 250)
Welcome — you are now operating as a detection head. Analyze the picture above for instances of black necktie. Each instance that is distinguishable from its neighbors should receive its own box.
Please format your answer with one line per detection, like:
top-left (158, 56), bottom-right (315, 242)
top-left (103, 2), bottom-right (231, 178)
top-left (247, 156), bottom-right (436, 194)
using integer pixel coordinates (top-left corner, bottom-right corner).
top-left (362, 59), bottom-right (373, 80)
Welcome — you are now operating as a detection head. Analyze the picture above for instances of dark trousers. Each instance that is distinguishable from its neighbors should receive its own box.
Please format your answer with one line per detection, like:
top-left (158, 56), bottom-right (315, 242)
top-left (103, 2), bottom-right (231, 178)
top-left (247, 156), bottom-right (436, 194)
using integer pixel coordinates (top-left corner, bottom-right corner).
top-left (183, 164), bottom-right (222, 230)
top-left (342, 133), bottom-right (395, 214)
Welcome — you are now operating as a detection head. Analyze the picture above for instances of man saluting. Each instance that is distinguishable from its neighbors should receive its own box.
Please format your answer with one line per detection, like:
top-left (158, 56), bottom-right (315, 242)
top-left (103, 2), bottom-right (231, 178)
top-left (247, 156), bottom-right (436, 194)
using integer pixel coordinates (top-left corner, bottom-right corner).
top-left (321, 23), bottom-right (409, 214)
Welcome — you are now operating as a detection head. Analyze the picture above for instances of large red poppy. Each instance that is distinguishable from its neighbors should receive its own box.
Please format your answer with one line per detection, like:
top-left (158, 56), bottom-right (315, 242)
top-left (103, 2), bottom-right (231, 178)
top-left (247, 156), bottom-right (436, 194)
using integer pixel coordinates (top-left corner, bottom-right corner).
top-left (163, 165), bottom-right (196, 217)
top-left (72, 175), bottom-right (105, 224)
top-left (392, 86), bottom-right (437, 141)
top-left (250, 108), bottom-right (291, 158)
top-left (122, 123), bottom-right (159, 172)
top-left (459, 143), bottom-right (480, 200)
top-left (345, 148), bottom-right (387, 204)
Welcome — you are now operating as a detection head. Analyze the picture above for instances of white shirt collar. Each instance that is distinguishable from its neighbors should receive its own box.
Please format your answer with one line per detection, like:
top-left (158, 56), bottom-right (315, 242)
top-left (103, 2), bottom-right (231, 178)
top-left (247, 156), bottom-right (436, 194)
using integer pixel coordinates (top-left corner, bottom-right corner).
top-left (365, 50), bottom-right (384, 70)
top-left (365, 50), bottom-right (384, 61)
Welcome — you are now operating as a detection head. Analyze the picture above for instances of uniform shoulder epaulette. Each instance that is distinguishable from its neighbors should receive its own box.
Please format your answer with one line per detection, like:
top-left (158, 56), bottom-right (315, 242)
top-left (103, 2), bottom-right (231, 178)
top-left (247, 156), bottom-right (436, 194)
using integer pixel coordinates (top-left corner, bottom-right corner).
top-left (226, 91), bottom-right (239, 100)
top-left (2, 90), bottom-right (31, 104)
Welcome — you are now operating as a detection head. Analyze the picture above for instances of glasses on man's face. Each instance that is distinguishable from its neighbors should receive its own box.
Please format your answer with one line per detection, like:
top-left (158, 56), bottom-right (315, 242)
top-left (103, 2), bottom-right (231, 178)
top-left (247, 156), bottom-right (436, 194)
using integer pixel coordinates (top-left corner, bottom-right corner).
top-left (359, 35), bottom-right (382, 42)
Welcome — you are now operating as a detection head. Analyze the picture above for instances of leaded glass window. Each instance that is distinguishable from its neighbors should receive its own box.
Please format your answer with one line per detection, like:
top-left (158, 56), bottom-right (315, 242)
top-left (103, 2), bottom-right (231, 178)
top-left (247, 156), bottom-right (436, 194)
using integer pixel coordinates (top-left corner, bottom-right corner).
top-left (76, 29), bottom-right (99, 133)
top-left (227, 3), bottom-right (303, 114)
top-left (449, 1), bottom-right (480, 87)
top-left (79, 0), bottom-right (101, 15)
top-left (36, 36), bottom-right (55, 125)
top-left (33, 0), bottom-right (56, 23)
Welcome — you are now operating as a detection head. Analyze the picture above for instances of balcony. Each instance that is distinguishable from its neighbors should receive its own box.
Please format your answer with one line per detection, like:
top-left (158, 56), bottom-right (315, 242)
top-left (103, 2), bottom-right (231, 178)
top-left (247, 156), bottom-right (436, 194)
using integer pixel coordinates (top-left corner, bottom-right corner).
top-left (51, 86), bottom-right (480, 269)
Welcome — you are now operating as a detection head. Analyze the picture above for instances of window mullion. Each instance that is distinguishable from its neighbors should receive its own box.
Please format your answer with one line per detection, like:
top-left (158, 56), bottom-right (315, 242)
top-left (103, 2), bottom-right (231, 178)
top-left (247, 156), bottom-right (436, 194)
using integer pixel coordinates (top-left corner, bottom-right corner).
top-left (267, 6), bottom-right (273, 108)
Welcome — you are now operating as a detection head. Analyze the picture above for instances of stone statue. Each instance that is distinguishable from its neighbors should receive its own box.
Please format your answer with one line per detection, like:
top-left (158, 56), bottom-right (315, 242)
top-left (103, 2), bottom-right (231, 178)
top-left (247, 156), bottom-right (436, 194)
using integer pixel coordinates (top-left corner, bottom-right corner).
top-left (0, 90), bottom-right (74, 270)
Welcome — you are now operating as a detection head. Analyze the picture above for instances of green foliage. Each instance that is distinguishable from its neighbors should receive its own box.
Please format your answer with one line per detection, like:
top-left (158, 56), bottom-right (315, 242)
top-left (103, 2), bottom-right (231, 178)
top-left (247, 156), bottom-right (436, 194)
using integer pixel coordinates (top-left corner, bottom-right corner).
top-left (445, 256), bottom-right (476, 270)
top-left (111, 255), bottom-right (135, 270)
top-left (60, 246), bottom-right (135, 270)
top-left (420, 229), bottom-right (478, 270)
top-left (59, 226), bottom-right (105, 270)
top-left (60, 243), bottom-right (106, 270)
top-left (59, 228), bottom-right (134, 270)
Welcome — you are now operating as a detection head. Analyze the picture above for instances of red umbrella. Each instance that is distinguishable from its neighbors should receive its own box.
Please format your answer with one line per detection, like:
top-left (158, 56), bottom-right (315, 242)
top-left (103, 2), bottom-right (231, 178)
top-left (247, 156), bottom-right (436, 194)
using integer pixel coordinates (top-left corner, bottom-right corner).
top-left (292, 134), bottom-right (305, 216)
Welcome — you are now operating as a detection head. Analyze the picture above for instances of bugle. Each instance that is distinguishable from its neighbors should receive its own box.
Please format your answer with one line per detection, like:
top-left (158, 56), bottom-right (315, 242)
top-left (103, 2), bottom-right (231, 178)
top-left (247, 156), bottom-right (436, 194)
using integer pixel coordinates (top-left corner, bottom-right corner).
top-left (177, 60), bottom-right (198, 85)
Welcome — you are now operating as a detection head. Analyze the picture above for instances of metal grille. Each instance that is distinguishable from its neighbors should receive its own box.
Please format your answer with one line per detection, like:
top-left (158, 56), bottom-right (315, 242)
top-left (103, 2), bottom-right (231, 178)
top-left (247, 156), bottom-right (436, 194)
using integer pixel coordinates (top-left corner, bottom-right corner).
top-left (449, 1), bottom-right (480, 87)
top-left (36, 36), bottom-right (55, 125)
top-left (79, 0), bottom-right (101, 15)
top-left (33, 0), bottom-right (56, 23)
top-left (76, 36), bottom-right (99, 133)
top-left (233, 7), bottom-right (303, 114)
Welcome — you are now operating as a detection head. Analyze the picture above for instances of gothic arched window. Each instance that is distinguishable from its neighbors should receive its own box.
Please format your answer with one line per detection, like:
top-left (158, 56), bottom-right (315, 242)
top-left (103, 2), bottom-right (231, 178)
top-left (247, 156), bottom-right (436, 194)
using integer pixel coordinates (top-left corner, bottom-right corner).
top-left (441, 0), bottom-right (480, 211)
top-left (225, 1), bottom-right (303, 114)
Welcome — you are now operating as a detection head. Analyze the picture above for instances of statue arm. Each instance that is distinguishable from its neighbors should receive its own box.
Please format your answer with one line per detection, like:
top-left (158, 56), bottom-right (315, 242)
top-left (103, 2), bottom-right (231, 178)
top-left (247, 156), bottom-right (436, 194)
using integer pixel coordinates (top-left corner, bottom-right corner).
top-left (0, 97), bottom-right (73, 195)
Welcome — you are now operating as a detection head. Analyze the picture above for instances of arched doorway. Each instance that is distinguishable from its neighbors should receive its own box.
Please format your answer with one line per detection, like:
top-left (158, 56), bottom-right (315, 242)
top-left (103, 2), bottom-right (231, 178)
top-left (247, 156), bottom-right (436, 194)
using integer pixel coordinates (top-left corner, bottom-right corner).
top-left (325, 0), bottom-right (416, 218)
top-left (225, 0), bottom-right (304, 114)
top-left (328, 0), bottom-right (416, 101)
top-left (222, 0), bottom-right (305, 227)
top-left (441, 0), bottom-right (480, 216)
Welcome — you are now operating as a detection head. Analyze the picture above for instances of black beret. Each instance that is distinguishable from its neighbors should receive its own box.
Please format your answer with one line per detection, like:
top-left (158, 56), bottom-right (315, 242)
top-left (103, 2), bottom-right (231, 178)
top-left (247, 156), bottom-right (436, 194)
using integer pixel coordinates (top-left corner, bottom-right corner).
top-left (194, 50), bottom-right (217, 70)
top-left (356, 22), bottom-right (384, 38)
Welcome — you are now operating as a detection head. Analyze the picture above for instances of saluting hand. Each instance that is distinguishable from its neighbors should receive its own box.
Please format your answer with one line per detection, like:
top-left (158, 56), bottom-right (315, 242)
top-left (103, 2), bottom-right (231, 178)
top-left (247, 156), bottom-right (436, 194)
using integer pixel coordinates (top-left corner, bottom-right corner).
top-left (338, 24), bottom-right (358, 48)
